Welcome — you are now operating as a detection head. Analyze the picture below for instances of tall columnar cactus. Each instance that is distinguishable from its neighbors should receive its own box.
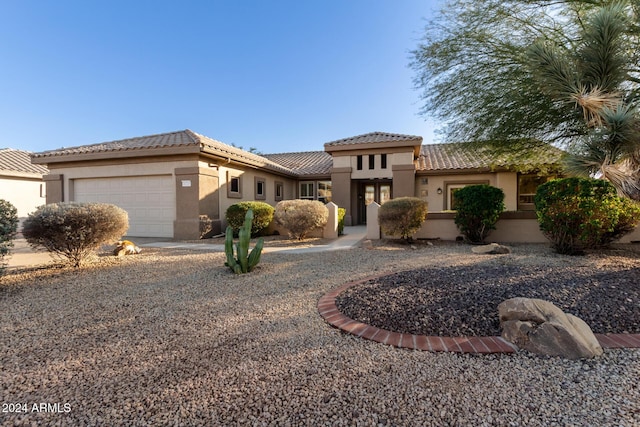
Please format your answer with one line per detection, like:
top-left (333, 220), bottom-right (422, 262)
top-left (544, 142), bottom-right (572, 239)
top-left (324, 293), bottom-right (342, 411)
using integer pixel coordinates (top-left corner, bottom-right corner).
top-left (224, 209), bottom-right (264, 274)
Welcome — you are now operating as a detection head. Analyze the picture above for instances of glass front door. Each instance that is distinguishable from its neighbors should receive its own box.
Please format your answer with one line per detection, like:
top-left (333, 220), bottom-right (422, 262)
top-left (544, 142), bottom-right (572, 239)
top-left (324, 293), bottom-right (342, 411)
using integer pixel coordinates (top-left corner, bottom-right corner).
top-left (358, 181), bottom-right (392, 224)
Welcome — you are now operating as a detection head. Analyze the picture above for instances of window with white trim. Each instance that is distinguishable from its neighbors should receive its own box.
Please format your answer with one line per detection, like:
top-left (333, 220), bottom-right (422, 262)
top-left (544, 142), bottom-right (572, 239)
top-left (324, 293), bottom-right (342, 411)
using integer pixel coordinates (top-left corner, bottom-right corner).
top-left (227, 172), bottom-right (242, 199)
top-left (255, 177), bottom-right (266, 200)
top-left (300, 181), bottom-right (315, 200)
top-left (275, 181), bottom-right (284, 201)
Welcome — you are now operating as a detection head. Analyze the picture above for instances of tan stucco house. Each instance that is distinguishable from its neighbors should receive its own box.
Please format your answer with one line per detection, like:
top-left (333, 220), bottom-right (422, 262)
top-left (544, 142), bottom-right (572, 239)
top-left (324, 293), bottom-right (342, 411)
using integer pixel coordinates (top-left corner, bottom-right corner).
top-left (33, 129), bottom-right (627, 242)
top-left (0, 148), bottom-right (48, 225)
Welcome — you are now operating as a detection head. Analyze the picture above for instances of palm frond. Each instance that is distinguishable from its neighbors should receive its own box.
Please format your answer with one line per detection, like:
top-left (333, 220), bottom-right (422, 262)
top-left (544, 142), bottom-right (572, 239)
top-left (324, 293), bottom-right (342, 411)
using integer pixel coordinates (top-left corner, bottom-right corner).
top-left (569, 85), bottom-right (622, 127)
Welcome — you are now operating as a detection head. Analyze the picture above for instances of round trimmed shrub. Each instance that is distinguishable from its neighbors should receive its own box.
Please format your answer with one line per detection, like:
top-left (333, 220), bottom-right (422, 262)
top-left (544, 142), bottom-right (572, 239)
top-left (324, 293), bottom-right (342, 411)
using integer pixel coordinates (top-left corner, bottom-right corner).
top-left (453, 185), bottom-right (505, 243)
top-left (0, 199), bottom-right (18, 274)
top-left (534, 177), bottom-right (640, 255)
top-left (225, 201), bottom-right (274, 236)
top-left (378, 197), bottom-right (428, 240)
top-left (274, 200), bottom-right (328, 240)
top-left (22, 202), bottom-right (129, 267)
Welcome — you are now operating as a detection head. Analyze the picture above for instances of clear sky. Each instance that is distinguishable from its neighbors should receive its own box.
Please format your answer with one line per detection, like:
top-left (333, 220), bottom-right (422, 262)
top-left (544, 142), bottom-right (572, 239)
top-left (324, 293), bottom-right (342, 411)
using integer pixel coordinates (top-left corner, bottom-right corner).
top-left (0, 0), bottom-right (444, 154)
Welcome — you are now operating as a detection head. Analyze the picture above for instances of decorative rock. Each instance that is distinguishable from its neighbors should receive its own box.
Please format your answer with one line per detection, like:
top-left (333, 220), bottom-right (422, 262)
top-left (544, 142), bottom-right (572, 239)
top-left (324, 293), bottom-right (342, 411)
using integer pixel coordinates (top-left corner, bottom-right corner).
top-left (471, 243), bottom-right (510, 254)
top-left (113, 240), bottom-right (142, 257)
top-left (498, 297), bottom-right (603, 359)
top-left (361, 239), bottom-right (373, 249)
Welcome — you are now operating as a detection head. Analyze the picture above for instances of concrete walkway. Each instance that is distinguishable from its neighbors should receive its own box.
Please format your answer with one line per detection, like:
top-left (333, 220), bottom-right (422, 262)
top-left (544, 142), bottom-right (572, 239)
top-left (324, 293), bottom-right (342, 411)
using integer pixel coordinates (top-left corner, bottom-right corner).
top-left (139, 225), bottom-right (367, 254)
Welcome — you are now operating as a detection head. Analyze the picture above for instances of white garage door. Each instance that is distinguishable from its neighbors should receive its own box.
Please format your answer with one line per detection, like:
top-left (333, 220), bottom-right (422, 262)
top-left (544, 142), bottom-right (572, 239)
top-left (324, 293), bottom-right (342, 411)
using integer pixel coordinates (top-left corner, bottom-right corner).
top-left (74, 176), bottom-right (175, 238)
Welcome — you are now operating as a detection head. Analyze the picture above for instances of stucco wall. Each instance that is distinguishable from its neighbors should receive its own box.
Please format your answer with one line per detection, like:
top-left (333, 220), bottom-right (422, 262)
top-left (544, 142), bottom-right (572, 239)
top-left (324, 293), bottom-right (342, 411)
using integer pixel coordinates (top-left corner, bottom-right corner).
top-left (217, 164), bottom-right (296, 229)
top-left (412, 212), bottom-right (640, 244)
top-left (0, 176), bottom-right (46, 223)
top-left (416, 172), bottom-right (519, 212)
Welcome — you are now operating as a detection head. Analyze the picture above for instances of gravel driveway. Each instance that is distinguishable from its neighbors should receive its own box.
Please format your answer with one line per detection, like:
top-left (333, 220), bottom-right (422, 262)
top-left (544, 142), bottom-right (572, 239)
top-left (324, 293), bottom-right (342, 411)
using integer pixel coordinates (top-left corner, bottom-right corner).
top-left (1, 242), bottom-right (639, 426)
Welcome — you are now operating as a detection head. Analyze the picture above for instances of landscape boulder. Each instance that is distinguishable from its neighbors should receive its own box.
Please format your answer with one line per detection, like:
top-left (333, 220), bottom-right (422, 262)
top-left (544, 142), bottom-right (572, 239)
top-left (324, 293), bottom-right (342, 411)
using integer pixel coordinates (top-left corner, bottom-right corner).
top-left (471, 243), bottom-right (510, 254)
top-left (498, 297), bottom-right (603, 359)
top-left (113, 240), bottom-right (142, 257)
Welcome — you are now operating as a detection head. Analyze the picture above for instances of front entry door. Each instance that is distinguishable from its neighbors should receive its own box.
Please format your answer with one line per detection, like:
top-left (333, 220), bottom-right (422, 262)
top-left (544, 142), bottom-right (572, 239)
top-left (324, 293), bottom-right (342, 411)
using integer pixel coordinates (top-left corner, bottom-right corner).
top-left (358, 181), bottom-right (392, 224)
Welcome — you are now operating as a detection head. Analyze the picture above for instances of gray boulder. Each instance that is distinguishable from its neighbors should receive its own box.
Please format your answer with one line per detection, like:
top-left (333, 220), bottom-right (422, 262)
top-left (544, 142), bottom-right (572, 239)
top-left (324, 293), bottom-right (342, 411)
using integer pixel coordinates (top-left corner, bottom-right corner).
top-left (471, 243), bottom-right (510, 254)
top-left (498, 297), bottom-right (603, 359)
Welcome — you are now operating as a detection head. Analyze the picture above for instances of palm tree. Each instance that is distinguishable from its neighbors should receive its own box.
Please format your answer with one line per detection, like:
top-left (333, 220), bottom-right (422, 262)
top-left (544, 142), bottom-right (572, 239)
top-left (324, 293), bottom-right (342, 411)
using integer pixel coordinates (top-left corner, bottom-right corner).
top-left (526, 2), bottom-right (640, 200)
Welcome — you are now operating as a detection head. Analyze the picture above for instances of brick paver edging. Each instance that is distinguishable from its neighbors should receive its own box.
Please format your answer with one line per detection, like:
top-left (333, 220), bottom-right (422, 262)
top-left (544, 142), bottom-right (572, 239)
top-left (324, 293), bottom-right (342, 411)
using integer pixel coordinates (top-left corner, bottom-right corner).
top-left (318, 275), bottom-right (640, 354)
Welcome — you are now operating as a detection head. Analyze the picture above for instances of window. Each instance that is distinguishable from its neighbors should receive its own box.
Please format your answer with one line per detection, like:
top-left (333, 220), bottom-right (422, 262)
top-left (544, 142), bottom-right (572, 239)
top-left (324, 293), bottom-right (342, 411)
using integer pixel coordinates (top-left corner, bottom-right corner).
top-left (445, 182), bottom-right (489, 210)
top-left (449, 186), bottom-right (464, 210)
top-left (230, 178), bottom-right (240, 192)
top-left (255, 177), bottom-right (266, 200)
top-left (275, 181), bottom-right (284, 201)
top-left (518, 174), bottom-right (554, 210)
top-left (318, 181), bottom-right (332, 203)
top-left (300, 182), bottom-right (315, 200)
top-left (381, 154), bottom-right (388, 169)
top-left (356, 155), bottom-right (363, 170)
top-left (227, 172), bottom-right (242, 198)
top-left (368, 155), bottom-right (375, 170)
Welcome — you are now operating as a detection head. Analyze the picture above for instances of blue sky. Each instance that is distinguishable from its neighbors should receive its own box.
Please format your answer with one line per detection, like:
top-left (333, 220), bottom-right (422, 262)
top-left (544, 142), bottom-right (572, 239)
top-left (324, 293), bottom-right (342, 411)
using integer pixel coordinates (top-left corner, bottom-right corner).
top-left (0, 1), bottom-right (443, 154)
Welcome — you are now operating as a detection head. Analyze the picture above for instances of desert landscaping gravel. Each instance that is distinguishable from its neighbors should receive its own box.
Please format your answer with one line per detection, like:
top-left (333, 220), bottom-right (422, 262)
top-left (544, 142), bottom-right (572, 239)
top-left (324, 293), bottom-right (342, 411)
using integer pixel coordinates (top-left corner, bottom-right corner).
top-left (336, 245), bottom-right (640, 337)
top-left (1, 241), bottom-right (639, 426)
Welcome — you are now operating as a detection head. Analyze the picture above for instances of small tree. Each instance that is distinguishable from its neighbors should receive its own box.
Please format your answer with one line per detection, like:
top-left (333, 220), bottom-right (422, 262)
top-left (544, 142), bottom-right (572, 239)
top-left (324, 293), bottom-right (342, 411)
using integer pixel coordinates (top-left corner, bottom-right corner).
top-left (453, 185), bottom-right (505, 243)
top-left (535, 177), bottom-right (640, 255)
top-left (378, 197), bottom-right (428, 240)
top-left (274, 200), bottom-right (328, 240)
top-left (22, 202), bottom-right (129, 267)
top-left (0, 199), bottom-right (18, 274)
top-left (226, 201), bottom-right (274, 236)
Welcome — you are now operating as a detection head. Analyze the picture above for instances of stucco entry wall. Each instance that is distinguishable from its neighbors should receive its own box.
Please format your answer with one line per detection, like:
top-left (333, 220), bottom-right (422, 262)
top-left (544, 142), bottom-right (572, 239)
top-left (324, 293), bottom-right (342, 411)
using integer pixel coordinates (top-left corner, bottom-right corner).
top-left (330, 166), bottom-right (352, 225)
top-left (174, 166), bottom-right (221, 240)
top-left (391, 164), bottom-right (416, 198)
top-left (44, 174), bottom-right (64, 205)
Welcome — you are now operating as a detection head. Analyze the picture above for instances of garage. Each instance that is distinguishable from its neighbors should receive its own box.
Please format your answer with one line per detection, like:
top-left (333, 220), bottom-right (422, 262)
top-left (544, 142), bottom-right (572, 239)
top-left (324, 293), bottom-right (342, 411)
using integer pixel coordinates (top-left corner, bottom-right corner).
top-left (73, 176), bottom-right (175, 238)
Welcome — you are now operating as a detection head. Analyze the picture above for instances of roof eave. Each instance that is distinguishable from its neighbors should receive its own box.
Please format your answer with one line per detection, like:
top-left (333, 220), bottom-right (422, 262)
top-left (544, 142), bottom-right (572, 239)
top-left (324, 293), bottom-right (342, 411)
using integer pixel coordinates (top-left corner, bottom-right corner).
top-left (200, 146), bottom-right (297, 178)
top-left (31, 145), bottom-right (201, 164)
top-left (0, 170), bottom-right (45, 179)
top-left (324, 139), bottom-right (422, 154)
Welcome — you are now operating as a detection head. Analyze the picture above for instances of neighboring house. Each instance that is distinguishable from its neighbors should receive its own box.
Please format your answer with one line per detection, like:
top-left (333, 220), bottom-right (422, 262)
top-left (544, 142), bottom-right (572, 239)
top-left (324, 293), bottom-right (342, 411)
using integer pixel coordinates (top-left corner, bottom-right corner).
top-left (30, 129), bottom-right (638, 242)
top-left (0, 148), bottom-right (48, 225)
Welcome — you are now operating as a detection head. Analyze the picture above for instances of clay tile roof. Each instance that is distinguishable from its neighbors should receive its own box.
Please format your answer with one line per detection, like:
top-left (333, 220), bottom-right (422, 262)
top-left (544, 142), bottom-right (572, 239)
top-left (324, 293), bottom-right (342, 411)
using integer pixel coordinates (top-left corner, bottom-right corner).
top-left (31, 129), bottom-right (204, 159)
top-left (262, 151), bottom-right (332, 176)
top-left (416, 143), bottom-right (564, 171)
top-left (0, 148), bottom-right (48, 176)
top-left (188, 130), bottom-right (295, 175)
top-left (30, 129), bottom-right (295, 175)
top-left (324, 131), bottom-right (422, 147)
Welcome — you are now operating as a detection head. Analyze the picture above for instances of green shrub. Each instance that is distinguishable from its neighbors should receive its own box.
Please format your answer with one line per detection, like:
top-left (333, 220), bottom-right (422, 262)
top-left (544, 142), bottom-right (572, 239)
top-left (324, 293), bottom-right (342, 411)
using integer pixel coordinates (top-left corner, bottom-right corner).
top-left (338, 207), bottom-right (346, 236)
top-left (22, 202), bottom-right (129, 267)
top-left (378, 197), bottom-right (428, 240)
top-left (453, 185), bottom-right (505, 243)
top-left (226, 201), bottom-right (274, 236)
top-left (600, 197), bottom-right (640, 246)
top-left (0, 199), bottom-right (18, 274)
top-left (274, 200), bottom-right (328, 240)
top-left (534, 177), bottom-right (640, 255)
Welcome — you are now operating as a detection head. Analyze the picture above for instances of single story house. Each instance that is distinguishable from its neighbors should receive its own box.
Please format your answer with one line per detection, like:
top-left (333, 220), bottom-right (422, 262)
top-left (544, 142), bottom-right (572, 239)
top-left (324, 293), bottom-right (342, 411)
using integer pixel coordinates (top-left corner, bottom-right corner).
top-left (30, 129), bottom-right (640, 242)
top-left (0, 148), bottom-right (48, 225)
